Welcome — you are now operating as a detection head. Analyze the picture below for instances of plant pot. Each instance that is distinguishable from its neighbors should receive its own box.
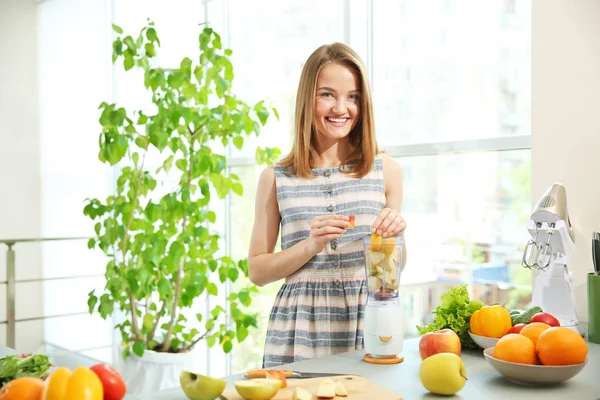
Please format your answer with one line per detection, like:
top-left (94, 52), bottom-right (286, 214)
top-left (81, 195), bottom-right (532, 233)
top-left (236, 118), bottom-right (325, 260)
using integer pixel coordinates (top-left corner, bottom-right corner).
top-left (113, 347), bottom-right (194, 395)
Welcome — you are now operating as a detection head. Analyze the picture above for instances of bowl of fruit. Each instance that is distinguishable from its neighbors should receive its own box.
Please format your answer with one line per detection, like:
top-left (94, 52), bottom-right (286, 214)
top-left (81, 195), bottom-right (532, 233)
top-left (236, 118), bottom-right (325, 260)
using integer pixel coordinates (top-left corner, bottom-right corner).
top-left (483, 326), bottom-right (588, 385)
top-left (469, 306), bottom-right (551, 350)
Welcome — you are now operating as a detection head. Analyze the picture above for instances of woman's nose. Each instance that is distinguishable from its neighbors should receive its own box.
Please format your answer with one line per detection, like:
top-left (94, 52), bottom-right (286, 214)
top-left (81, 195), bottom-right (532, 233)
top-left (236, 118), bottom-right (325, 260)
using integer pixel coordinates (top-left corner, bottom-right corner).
top-left (332, 99), bottom-right (347, 114)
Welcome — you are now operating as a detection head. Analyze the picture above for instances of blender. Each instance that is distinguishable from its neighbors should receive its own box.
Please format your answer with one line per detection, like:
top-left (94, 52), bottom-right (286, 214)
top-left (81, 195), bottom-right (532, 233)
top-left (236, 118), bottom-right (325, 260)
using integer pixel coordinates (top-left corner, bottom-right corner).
top-left (361, 234), bottom-right (405, 364)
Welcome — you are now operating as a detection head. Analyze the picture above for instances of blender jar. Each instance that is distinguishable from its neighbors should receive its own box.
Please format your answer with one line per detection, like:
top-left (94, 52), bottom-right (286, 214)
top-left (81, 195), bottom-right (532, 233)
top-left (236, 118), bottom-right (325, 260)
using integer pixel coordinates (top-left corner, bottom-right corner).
top-left (362, 234), bottom-right (404, 303)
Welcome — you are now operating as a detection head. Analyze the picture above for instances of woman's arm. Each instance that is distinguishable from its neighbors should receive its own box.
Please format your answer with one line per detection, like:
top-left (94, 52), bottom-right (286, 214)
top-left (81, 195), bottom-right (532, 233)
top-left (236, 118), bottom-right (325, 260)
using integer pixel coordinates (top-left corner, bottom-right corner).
top-left (247, 167), bottom-right (349, 286)
top-left (380, 155), bottom-right (408, 268)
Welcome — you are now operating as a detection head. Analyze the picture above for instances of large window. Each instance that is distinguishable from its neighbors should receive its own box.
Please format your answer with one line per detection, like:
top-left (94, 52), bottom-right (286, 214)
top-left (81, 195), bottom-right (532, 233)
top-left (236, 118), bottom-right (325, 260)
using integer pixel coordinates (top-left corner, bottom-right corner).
top-left (35, 0), bottom-right (531, 378)
top-left (217, 0), bottom-right (532, 374)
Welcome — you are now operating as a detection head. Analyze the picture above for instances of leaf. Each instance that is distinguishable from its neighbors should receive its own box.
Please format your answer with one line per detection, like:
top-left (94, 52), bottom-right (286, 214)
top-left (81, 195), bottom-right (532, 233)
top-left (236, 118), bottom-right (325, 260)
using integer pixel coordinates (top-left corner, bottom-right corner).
top-left (238, 289), bottom-right (251, 307)
top-left (112, 24), bottom-right (123, 34)
top-left (207, 282), bottom-right (218, 296)
top-left (207, 211), bottom-right (216, 223)
top-left (232, 182), bottom-right (243, 196)
top-left (146, 27), bottom-right (160, 45)
top-left (158, 277), bottom-right (172, 298)
top-left (87, 293), bottom-right (98, 313)
top-left (228, 267), bottom-right (239, 282)
top-left (143, 313), bottom-right (154, 330)
top-left (132, 341), bottom-right (146, 357)
top-left (124, 55), bottom-right (134, 71)
top-left (256, 108), bottom-right (269, 125)
top-left (222, 339), bottom-right (233, 353)
top-left (233, 136), bottom-right (244, 150)
top-left (237, 325), bottom-right (248, 342)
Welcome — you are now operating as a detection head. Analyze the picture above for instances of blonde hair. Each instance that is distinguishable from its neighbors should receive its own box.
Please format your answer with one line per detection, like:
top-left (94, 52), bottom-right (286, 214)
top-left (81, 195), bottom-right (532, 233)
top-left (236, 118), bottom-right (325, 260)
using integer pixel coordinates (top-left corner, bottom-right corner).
top-left (279, 43), bottom-right (378, 178)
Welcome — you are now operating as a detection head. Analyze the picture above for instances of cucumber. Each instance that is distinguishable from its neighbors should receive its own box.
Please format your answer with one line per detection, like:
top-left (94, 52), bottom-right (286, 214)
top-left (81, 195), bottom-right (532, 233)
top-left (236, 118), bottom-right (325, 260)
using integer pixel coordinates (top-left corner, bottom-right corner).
top-left (513, 306), bottom-right (543, 325)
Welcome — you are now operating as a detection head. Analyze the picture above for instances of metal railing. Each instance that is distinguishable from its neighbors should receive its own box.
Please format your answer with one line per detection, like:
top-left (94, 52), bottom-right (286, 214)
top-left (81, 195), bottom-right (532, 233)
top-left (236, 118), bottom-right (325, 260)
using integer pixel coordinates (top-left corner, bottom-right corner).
top-left (0, 236), bottom-right (98, 349)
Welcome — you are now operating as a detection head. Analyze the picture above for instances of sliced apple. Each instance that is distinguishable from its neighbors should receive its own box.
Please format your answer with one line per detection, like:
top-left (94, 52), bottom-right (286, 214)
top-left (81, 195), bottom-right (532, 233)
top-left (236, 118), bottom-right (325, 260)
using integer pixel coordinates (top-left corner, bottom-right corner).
top-left (390, 247), bottom-right (400, 264)
top-left (265, 370), bottom-right (287, 388)
top-left (179, 370), bottom-right (226, 400)
top-left (317, 378), bottom-right (336, 399)
top-left (291, 386), bottom-right (312, 400)
top-left (235, 378), bottom-right (282, 400)
top-left (348, 215), bottom-right (356, 229)
top-left (334, 380), bottom-right (348, 397)
top-left (368, 250), bottom-right (386, 267)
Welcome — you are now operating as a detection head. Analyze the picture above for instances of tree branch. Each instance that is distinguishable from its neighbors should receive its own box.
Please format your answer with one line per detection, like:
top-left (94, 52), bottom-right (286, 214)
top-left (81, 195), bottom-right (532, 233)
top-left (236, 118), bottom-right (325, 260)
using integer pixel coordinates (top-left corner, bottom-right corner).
top-left (159, 137), bottom-right (195, 352)
top-left (121, 151), bottom-right (147, 341)
top-left (147, 300), bottom-right (167, 346)
top-left (181, 330), bottom-right (211, 352)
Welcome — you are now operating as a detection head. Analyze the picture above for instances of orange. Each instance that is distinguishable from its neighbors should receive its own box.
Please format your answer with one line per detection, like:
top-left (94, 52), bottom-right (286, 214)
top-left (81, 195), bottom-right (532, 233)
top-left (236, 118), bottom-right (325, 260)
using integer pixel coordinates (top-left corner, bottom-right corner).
top-left (493, 333), bottom-right (537, 364)
top-left (519, 322), bottom-right (551, 346)
top-left (0, 377), bottom-right (44, 400)
top-left (536, 327), bottom-right (588, 365)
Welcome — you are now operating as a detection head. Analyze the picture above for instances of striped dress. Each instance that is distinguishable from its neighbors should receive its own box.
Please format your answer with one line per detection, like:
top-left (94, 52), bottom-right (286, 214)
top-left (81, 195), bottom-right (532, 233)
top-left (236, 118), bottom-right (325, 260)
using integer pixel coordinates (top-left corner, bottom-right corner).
top-left (262, 155), bottom-right (386, 368)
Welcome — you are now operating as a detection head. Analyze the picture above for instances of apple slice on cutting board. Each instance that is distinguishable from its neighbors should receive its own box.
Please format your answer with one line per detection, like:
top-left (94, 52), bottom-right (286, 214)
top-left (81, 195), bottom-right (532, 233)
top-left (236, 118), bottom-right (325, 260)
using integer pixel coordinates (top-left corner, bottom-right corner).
top-left (222, 375), bottom-right (403, 399)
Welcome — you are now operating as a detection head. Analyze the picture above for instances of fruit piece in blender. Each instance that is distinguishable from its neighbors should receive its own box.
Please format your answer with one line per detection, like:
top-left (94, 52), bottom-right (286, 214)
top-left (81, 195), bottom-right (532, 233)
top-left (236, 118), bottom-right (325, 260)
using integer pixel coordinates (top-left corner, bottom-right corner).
top-left (383, 237), bottom-right (396, 255)
top-left (348, 215), bottom-right (355, 228)
top-left (370, 233), bottom-right (382, 251)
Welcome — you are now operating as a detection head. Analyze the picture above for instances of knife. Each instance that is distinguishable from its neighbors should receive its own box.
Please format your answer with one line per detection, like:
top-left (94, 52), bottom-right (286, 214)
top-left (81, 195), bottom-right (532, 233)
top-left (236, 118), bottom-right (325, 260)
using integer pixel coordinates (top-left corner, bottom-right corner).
top-left (245, 369), bottom-right (351, 379)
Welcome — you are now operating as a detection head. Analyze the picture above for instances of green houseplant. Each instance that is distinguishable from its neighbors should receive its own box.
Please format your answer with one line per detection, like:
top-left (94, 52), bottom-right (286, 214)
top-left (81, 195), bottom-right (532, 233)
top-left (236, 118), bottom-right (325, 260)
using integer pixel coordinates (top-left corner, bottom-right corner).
top-left (83, 22), bottom-right (280, 365)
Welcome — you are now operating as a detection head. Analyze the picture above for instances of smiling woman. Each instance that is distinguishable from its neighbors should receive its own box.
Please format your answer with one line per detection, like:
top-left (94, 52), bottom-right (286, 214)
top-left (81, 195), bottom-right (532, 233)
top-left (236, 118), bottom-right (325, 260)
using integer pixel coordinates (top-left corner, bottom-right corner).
top-left (314, 64), bottom-right (361, 141)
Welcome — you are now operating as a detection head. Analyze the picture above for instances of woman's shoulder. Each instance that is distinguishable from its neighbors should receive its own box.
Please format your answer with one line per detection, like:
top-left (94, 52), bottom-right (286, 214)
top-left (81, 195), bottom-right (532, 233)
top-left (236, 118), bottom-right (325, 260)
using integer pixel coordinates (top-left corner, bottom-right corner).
top-left (380, 154), bottom-right (402, 175)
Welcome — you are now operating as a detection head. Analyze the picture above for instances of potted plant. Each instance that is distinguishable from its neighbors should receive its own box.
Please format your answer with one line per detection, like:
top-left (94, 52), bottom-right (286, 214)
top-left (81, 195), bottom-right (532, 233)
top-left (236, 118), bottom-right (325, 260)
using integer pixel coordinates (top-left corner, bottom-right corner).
top-left (83, 21), bottom-right (280, 393)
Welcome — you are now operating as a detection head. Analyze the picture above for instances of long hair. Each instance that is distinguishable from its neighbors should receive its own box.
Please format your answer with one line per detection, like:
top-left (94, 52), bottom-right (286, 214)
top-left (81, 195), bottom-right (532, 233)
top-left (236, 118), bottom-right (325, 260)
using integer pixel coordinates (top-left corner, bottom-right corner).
top-left (278, 43), bottom-right (378, 178)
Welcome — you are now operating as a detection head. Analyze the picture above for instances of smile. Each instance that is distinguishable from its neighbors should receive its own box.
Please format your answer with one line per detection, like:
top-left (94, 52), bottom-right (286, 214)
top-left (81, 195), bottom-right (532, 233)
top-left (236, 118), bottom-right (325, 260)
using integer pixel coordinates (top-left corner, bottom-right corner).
top-left (326, 117), bottom-right (349, 126)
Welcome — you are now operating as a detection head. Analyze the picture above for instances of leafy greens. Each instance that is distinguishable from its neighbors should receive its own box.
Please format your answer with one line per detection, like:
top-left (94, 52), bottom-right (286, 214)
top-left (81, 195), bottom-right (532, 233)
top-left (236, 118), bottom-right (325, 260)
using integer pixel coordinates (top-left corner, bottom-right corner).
top-left (0, 354), bottom-right (51, 387)
top-left (416, 284), bottom-right (484, 350)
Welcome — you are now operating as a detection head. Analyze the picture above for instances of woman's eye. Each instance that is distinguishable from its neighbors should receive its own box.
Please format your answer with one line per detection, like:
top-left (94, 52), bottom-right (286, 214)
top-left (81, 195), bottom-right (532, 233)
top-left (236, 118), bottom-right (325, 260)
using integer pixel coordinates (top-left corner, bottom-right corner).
top-left (349, 94), bottom-right (359, 100)
top-left (321, 92), bottom-right (333, 98)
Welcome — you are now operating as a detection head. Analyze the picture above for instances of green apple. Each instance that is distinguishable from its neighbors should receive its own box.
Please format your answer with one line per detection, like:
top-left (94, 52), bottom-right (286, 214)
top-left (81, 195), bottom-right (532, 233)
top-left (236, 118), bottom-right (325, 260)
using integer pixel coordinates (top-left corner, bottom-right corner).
top-left (180, 370), bottom-right (226, 400)
top-left (234, 378), bottom-right (282, 400)
top-left (419, 353), bottom-right (467, 396)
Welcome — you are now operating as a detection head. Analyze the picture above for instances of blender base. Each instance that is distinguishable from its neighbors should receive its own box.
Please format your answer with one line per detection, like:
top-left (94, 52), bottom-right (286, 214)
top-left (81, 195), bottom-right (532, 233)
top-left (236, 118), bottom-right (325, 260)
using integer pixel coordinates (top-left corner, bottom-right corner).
top-left (362, 353), bottom-right (404, 364)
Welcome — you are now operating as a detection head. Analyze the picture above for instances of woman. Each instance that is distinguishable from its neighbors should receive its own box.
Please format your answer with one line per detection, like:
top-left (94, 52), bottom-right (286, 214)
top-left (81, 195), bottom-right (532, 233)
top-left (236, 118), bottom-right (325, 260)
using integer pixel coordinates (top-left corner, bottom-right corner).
top-left (247, 42), bottom-right (407, 368)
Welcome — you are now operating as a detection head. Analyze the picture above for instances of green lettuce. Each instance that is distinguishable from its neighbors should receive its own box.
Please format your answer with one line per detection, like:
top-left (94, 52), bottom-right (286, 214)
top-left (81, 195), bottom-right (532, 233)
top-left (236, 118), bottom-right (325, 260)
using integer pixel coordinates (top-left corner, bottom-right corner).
top-left (0, 354), bottom-right (51, 387)
top-left (416, 284), bottom-right (484, 350)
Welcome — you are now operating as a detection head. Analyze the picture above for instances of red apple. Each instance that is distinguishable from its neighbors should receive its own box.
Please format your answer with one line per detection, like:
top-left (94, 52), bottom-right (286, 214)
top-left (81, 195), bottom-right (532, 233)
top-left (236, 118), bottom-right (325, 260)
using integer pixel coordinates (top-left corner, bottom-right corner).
top-left (506, 323), bottom-right (526, 334)
top-left (419, 329), bottom-right (462, 360)
top-left (530, 312), bottom-right (560, 327)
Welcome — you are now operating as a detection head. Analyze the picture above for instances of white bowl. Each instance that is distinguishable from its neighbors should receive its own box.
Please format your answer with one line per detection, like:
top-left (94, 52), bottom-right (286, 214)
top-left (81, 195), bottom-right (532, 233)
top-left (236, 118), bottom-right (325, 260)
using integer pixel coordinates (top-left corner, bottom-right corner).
top-left (468, 331), bottom-right (499, 349)
top-left (483, 347), bottom-right (587, 384)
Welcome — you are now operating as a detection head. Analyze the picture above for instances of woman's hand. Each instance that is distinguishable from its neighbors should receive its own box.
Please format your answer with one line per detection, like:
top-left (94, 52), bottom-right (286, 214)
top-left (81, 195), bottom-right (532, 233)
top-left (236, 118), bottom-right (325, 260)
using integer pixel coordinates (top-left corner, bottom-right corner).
top-left (305, 215), bottom-right (350, 255)
top-left (371, 207), bottom-right (406, 237)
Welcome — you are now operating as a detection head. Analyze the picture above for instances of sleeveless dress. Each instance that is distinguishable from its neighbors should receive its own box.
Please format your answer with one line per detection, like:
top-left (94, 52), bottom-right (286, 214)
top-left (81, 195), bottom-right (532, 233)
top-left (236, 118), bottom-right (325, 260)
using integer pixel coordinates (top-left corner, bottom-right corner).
top-left (262, 156), bottom-right (386, 368)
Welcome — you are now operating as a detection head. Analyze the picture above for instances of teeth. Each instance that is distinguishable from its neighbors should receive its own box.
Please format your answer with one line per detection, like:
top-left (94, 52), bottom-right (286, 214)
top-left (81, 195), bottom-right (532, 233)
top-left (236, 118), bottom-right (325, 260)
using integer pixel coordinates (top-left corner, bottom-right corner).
top-left (327, 118), bottom-right (347, 123)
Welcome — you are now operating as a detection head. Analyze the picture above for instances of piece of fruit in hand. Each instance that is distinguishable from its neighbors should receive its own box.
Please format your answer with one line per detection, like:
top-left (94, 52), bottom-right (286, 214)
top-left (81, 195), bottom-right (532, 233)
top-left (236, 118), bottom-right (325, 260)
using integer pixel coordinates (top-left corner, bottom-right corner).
top-left (348, 215), bottom-right (355, 229)
top-left (180, 371), bottom-right (226, 400)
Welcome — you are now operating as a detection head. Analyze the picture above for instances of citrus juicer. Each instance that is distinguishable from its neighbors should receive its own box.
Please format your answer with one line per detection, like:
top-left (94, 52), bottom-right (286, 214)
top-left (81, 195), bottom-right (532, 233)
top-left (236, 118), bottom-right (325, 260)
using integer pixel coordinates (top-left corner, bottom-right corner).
top-left (361, 234), bottom-right (405, 364)
top-left (521, 182), bottom-right (582, 334)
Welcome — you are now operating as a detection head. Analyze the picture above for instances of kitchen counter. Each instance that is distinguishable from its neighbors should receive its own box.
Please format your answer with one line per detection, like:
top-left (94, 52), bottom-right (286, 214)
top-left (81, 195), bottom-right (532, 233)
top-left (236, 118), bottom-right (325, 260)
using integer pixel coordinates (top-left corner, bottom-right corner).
top-left (127, 337), bottom-right (600, 400)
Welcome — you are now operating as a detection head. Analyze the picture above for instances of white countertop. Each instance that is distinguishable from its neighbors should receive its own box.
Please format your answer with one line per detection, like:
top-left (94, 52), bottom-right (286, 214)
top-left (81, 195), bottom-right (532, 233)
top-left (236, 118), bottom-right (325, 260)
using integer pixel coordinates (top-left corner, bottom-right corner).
top-left (126, 337), bottom-right (600, 400)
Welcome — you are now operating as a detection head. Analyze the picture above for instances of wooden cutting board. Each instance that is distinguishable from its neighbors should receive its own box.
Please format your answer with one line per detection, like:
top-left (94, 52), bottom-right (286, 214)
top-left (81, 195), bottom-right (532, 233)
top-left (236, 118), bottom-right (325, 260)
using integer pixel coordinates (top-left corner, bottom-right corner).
top-left (221, 375), bottom-right (402, 400)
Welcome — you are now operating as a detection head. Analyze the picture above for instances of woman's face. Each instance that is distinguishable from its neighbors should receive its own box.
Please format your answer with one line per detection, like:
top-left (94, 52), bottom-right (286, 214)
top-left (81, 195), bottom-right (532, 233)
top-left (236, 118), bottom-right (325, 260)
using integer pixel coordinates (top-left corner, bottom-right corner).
top-left (313, 62), bottom-right (361, 142)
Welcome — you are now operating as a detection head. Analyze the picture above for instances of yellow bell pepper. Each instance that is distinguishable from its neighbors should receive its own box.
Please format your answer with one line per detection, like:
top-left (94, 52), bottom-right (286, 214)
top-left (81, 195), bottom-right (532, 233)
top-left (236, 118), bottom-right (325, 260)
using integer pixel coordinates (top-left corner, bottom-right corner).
top-left (42, 366), bottom-right (103, 400)
top-left (469, 304), bottom-right (512, 338)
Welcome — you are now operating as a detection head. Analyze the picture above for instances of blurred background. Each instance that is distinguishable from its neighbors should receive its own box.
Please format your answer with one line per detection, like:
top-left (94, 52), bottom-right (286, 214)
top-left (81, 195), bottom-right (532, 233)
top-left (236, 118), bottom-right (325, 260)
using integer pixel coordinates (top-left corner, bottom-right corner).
top-left (0, 0), bottom-right (532, 379)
